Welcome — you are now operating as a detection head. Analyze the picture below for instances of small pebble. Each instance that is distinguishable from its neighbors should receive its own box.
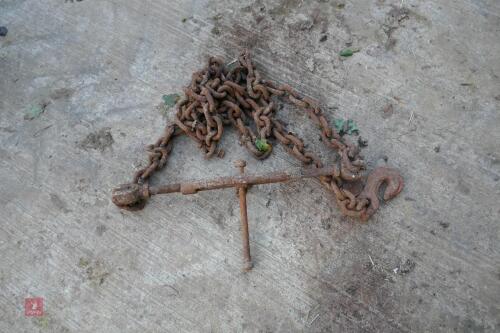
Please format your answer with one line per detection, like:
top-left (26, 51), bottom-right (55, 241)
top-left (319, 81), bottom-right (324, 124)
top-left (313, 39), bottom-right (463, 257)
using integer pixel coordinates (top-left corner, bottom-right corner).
top-left (439, 221), bottom-right (450, 229)
top-left (382, 103), bottom-right (394, 118)
top-left (0, 26), bottom-right (8, 37)
top-left (434, 145), bottom-right (440, 153)
top-left (358, 136), bottom-right (368, 147)
top-left (319, 35), bottom-right (328, 42)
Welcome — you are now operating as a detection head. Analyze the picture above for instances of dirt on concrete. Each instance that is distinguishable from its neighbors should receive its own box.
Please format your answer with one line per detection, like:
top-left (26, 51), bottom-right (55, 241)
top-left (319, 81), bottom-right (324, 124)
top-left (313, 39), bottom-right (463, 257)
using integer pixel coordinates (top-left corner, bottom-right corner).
top-left (78, 128), bottom-right (114, 151)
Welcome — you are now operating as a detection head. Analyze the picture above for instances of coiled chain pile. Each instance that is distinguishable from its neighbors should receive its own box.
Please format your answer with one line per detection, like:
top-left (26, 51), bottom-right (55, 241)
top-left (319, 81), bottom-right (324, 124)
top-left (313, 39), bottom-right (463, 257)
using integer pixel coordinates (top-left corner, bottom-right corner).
top-left (120, 50), bottom-right (404, 220)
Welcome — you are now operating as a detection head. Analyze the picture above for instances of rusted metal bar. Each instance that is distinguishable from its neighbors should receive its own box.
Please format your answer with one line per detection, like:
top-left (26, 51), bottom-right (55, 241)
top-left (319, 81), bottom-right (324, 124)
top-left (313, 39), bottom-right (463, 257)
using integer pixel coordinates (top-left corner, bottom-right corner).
top-left (234, 160), bottom-right (253, 271)
top-left (112, 164), bottom-right (338, 208)
top-left (161, 165), bottom-right (336, 194)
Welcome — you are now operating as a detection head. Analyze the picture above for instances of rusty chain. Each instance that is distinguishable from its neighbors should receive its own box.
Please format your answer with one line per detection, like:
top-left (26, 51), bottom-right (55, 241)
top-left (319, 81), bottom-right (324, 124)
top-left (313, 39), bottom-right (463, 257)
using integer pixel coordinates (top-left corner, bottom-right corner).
top-left (114, 50), bottom-right (403, 220)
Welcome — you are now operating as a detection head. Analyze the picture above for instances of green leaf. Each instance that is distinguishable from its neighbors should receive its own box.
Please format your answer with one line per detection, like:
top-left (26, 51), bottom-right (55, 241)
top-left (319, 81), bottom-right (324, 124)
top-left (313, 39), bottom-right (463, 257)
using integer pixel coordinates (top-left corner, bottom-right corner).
top-left (334, 118), bottom-right (345, 134)
top-left (24, 105), bottom-right (45, 120)
top-left (162, 93), bottom-right (180, 108)
top-left (255, 138), bottom-right (271, 152)
top-left (339, 48), bottom-right (360, 57)
top-left (334, 118), bottom-right (359, 135)
top-left (78, 257), bottom-right (90, 268)
top-left (212, 14), bottom-right (223, 21)
top-left (346, 119), bottom-right (359, 135)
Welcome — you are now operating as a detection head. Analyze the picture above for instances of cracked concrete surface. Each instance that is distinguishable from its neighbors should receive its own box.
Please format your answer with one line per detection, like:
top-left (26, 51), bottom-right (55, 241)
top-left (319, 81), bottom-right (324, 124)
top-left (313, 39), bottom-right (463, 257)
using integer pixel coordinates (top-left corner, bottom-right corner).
top-left (1, 0), bottom-right (499, 332)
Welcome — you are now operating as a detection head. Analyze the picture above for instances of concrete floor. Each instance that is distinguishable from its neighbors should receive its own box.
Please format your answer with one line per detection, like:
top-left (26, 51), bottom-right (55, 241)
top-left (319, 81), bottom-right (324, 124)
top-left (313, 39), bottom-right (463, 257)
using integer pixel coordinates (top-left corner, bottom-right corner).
top-left (1, 0), bottom-right (499, 332)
